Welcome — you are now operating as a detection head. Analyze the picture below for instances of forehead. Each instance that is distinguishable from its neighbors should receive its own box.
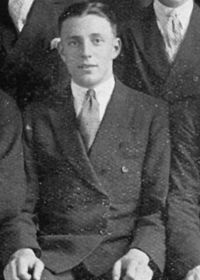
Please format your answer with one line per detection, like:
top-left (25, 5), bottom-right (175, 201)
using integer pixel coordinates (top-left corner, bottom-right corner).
top-left (60, 14), bottom-right (114, 37)
top-left (159, 0), bottom-right (189, 5)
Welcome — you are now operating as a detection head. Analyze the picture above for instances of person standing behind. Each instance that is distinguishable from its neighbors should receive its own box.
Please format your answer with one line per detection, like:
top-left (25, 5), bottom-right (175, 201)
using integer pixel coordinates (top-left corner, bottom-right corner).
top-left (2, 2), bottom-right (170, 280)
top-left (117, 0), bottom-right (199, 108)
top-left (0, 0), bottom-right (78, 109)
top-left (0, 89), bottom-right (27, 279)
top-left (117, 0), bottom-right (200, 279)
top-left (167, 96), bottom-right (200, 280)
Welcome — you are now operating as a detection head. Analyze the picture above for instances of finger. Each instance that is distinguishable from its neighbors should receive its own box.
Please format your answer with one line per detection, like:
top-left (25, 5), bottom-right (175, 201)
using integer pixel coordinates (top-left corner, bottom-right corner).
top-left (132, 265), bottom-right (153, 280)
top-left (4, 264), bottom-right (13, 280)
top-left (186, 271), bottom-right (200, 280)
top-left (145, 266), bottom-right (153, 280)
top-left (113, 260), bottom-right (122, 280)
top-left (17, 258), bottom-right (32, 280)
top-left (186, 275), bottom-right (195, 280)
top-left (4, 260), bottom-right (20, 280)
top-left (124, 262), bottom-right (137, 280)
top-left (32, 259), bottom-right (44, 280)
top-left (187, 274), bottom-right (200, 280)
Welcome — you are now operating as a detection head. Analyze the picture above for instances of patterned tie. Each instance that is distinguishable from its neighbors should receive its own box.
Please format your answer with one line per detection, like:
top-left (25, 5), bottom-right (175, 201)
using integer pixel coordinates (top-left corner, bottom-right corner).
top-left (165, 13), bottom-right (183, 62)
top-left (8, 0), bottom-right (25, 31)
top-left (78, 89), bottom-right (100, 151)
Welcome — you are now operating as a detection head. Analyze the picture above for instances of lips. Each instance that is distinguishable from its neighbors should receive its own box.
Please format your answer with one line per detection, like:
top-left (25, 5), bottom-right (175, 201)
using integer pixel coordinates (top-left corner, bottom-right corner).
top-left (78, 64), bottom-right (97, 69)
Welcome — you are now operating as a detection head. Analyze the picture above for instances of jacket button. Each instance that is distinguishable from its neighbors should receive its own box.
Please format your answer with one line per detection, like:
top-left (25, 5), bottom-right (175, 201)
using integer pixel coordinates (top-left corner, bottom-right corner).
top-left (99, 229), bottom-right (106, 235)
top-left (193, 75), bottom-right (199, 82)
top-left (102, 200), bottom-right (108, 206)
top-left (167, 90), bottom-right (173, 96)
top-left (121, 166), bottom-right (129, 173)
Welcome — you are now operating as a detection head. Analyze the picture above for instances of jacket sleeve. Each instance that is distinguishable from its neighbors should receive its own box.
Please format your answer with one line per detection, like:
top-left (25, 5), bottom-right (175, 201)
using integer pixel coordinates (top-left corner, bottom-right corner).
top-left (167, 99), bottom-right (200, 280)
top-left (0, 105), bottom-right (41, 268)
top-left (130, 101), bottom-right (170, 273)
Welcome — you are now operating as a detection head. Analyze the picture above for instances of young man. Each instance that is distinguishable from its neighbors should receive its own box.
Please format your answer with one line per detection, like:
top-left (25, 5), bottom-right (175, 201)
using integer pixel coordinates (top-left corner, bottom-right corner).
top-left (2, 2), bottom-right (170, 280)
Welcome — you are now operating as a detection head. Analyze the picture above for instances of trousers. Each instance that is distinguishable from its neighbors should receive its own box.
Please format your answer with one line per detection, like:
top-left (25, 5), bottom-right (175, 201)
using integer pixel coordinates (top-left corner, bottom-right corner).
top-left (41, 263), bottom-right (111, 280)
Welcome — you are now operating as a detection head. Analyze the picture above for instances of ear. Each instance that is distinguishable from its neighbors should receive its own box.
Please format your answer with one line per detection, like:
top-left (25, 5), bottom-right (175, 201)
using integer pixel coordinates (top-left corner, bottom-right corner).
top-left (58, 41), bottom-right (66, 63)
top-left (112, 37), bottom-right (121, 60)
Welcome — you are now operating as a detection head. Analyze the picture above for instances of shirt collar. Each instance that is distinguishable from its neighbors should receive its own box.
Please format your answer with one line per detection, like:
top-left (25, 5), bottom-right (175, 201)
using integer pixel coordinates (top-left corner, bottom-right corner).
top-left (71, 76), bottom-right (115, 118)
top-left (71, 76), bottom-right (115, 103)
top-left (154, 0), bottom-right (193, 27)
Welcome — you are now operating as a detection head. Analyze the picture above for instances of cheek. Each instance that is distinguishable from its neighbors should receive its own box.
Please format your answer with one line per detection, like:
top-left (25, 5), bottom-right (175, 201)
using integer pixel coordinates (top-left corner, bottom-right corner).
top-left (65, 54), bottom-right (79, 68)
top-left (99, 47), bottom-right (115, 60)
top-left (64, 48), bottom-right (79, 60)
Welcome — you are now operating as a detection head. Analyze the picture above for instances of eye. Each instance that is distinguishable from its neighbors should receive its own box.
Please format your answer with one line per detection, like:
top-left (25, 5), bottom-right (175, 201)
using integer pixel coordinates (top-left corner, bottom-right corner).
top-left (92, 37), bottom-right (103, 45)
top-left (68, 40), bottom-right (79, 47)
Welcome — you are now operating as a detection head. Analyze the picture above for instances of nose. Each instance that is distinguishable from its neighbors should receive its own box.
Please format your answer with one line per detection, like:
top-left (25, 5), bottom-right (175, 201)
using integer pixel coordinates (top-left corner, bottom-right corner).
top-left (81, 40), bottom-right (92, 58)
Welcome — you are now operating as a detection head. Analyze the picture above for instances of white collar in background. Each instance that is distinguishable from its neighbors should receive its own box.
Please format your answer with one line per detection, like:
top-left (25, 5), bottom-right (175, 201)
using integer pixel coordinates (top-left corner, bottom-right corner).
top-left (154, 0), bottom-right (194, 33)
top-left (71, 76), bottom-right (115, 121)
top-left (8, 0), bottom-right (35, 32)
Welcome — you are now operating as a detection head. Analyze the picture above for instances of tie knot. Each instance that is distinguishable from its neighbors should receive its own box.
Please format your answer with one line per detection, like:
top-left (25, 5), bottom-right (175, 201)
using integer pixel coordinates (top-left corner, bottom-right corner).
top-left (167, 12), bottom-right (182, 27)
top-left (169, 12), bottom-right (177, 18)
top-left (86, 89), bottom-right (96, 99)
top-left (168, 10), bottom-right (180, 19)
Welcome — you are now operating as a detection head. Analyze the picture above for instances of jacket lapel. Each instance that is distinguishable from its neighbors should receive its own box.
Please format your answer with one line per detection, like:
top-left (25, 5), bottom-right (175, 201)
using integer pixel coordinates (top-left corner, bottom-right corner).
top-left (132, 4), bottom-right (170, 80)
top-left (89, 79), bottom-right (135, 167)
top-left (163, 3), bottom-right (200, 101)
top-left (171, 3), bottom-right (200, 69)
top-left (50, 86), bottom-right (107, 195)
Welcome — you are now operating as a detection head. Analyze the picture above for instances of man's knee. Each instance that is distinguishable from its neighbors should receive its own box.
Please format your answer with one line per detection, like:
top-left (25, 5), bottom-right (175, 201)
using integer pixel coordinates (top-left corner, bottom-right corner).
top-left (41, 269), bottom-right (74, 280)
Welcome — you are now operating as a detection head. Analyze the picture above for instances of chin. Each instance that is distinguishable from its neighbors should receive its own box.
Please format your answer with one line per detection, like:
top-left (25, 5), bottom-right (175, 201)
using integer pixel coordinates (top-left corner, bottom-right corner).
top-left (78, 78), bottom-right (98, 88)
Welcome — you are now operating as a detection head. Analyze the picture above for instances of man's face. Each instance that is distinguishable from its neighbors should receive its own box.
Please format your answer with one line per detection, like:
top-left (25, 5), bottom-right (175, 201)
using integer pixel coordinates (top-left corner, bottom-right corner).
top-left (158, 0), bottom-right (190, 7)
top-left (58, 14), bottom-right (121, 88)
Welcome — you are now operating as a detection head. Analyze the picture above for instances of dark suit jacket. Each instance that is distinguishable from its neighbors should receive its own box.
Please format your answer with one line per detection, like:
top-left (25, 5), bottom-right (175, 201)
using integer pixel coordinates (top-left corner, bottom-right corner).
top-left (0, 90), bottom-right (27, 278)
top-left (116, 3), bottom-right (200, 279)
top-left (0, 79), bottom-right (170, 277)
top-left (0, 90), bottom-right (26, 222)
top-left (0, 0), bottom-right (76, 109)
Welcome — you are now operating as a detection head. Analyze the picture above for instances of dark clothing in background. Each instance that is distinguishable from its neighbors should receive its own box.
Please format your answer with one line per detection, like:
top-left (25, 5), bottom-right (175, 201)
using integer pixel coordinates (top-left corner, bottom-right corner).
top-left (116, 2), bottom-right (200, 279)
top-left (0, 90), bottom-right (27, 279)
top-left (0, 0), bottom-right (72, 109)
top-left (167, 98), bottom-right (200, 280)
top-left (117, 2), bottom-right (200, 105)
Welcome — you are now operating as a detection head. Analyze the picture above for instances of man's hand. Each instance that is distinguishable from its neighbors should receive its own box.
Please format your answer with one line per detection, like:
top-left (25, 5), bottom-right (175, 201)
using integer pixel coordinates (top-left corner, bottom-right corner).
top-left (185, 266), bottom-right (200, 280)
top-left (112, 248), bottom-right (153, 280)
top-left (4, 248), bottom-right (44, 280)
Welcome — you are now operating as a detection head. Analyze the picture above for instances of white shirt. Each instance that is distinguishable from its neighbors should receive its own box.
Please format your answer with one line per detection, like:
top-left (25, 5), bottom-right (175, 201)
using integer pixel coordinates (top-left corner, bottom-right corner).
top-left (154, 0), bottom-right (193, 60)
top-left (8, 0), bottom-right (35, 32)
top-left (71, 76), bottom-right (115, 122)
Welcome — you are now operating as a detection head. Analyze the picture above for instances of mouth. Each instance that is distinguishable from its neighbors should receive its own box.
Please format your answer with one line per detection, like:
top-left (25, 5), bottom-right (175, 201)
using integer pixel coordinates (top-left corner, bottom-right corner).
top-left (78, 64), bottom-right (97, 69)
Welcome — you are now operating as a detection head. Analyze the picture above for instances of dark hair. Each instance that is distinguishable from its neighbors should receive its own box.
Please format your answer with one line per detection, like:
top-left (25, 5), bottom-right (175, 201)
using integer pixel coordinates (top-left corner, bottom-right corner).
top-left (58, 1), bottom-right (118, 36)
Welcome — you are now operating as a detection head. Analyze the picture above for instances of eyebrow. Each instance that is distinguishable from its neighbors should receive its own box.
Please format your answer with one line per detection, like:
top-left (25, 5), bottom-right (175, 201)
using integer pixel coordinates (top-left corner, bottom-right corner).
top-left (65, 35), bottom-right (81, 40)
top-left (65, 33), bottom-right (105, 39)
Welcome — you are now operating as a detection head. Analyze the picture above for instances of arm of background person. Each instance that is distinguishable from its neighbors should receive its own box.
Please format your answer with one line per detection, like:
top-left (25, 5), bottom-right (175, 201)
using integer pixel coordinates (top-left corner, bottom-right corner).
top-left (167, 98), bottom-right (200, 280)
top-left (0, 104), bottom-right (42, 278)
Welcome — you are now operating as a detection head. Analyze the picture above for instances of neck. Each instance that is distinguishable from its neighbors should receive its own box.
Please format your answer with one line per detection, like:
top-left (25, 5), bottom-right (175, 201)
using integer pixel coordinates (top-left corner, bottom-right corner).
top-left (158, 0), bottom-right (190, 8)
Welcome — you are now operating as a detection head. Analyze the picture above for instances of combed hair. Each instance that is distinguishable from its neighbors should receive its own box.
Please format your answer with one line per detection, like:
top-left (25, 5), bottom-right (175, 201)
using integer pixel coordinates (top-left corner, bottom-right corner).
top-left (58, 1), bottom-right (118, 36)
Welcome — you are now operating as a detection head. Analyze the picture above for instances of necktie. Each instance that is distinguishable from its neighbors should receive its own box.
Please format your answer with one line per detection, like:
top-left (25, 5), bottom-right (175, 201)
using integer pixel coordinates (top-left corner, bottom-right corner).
top-left (165, 13), bottom-right (183, 62)
top-left (78, 89), bottom-right (100, 151)
top-left (8, 0), bottom-right (25, 31)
